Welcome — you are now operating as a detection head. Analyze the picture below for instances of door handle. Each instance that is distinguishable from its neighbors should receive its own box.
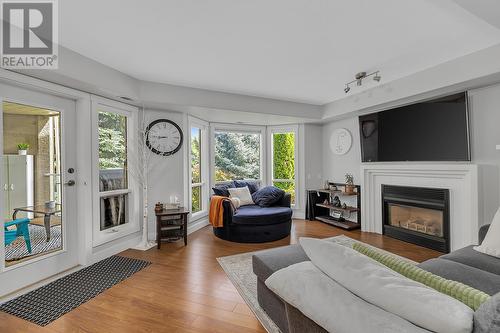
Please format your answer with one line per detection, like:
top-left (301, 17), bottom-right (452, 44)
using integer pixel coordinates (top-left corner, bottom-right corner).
top-left (64, 180), bottom-right (76, 186)
top-left (3, 184), bottom-right (7, 191)
top-left (10, 184), bottom-right (14, 191)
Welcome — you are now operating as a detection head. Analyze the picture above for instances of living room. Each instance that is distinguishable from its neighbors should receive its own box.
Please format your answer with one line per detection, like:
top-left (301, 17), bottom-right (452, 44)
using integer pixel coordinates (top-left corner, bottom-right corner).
top-left (1, 1), bottom-right (500, 332)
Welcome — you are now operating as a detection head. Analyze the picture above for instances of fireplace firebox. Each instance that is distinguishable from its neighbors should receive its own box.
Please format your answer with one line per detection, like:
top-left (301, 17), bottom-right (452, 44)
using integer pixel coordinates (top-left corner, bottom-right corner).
top-left (382, 185), bottom-right (450, 253)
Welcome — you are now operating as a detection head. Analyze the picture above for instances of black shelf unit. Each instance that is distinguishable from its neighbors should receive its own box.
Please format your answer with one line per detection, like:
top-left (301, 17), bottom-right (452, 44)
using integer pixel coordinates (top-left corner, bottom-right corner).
top-left (306, 182), bottom-right (361, 230)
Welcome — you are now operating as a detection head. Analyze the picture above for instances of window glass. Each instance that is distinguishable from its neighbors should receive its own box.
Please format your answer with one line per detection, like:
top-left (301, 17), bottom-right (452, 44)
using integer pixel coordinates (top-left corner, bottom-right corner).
top-left (272, 132), bottom-right (296, 204)
top-left (214, 131), bottom-right (260, 181)
top-left (98, 111), bottom-right (127, 192)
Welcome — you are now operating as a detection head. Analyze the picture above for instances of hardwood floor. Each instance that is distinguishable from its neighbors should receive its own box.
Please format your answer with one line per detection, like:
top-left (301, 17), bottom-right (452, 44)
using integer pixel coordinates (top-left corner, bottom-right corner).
top-left (0, 219), bottom-right (442, 333)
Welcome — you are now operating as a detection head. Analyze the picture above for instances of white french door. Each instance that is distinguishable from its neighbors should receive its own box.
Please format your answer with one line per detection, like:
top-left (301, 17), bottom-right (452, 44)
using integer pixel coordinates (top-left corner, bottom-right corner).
top-left (0, 81), bottom-right (78, 296)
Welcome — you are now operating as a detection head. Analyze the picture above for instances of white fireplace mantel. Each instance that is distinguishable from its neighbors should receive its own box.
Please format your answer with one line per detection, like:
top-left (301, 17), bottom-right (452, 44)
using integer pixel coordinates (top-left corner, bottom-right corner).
top-left (360, 163), bottom-right (479, 251)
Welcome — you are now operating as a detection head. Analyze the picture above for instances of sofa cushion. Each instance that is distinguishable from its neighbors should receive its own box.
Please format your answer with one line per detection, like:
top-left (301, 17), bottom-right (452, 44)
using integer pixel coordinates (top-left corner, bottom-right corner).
top-left (232, 205), bottom-right (292, 226)
top-left (441, 245), bottom-right (500, 276)
top-left (212, 183), bottom-right (234, 197)
top-left (300, 237), bottom-right (474, 333)
top-left (475, 207), bottom-right (500, 258)
top-left (228, 186), bottom-right (254, 206)
top-left (253, 244), bottom-right (309, 281)
top-left (474, 292), bottom-right (500, 333)
top-left (353, 243), bottom-right (490, 310)
top-left (252, 186), bottom-right (285, 207)
top-left (233, 180), bottom-right (260, 194)
top-left (418, 258), bottom-right (500, 296)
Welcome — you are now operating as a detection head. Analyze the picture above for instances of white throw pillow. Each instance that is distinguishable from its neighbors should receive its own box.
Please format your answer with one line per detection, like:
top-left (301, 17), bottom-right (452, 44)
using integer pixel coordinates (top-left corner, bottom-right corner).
top-left (474, 206), bottom-right (500, 257)
top-left (300, 237), bottom-right (474, 333)
top-left (227, 186), bottom-right (254, 206)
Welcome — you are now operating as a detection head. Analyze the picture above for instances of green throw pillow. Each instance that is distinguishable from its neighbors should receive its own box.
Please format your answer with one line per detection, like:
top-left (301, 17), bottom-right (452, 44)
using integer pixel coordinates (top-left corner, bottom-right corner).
top-left (352, 242), bottom-right (491, 311)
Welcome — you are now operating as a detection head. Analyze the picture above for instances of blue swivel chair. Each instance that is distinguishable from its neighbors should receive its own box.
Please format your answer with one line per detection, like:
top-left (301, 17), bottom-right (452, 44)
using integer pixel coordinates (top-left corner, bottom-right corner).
top-left (4, 218), bottom-right (32, 253)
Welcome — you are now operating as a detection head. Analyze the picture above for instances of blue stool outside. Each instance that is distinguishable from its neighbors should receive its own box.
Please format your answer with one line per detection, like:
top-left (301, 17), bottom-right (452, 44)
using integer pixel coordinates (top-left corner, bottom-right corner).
top-left (4, 218), bottom-right (32, 253)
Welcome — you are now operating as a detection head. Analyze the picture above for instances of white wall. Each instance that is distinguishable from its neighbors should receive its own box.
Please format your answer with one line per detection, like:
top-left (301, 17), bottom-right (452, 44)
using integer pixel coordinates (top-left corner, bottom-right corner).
top-left (321, 83), bottom-right (500, 226)
top-left (145, 110), bottom-right (187, 240)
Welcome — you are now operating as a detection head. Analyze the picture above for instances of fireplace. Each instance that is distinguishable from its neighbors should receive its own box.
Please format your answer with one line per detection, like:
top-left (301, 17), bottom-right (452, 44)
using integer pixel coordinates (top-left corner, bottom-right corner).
top-left (382, 185), bottom-right (450, 253)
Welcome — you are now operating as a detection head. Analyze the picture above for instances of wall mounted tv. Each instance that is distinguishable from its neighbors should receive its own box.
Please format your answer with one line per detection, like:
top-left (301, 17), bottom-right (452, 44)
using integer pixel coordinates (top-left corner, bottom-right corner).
top-left (359, 92), bottom-right (470, 162)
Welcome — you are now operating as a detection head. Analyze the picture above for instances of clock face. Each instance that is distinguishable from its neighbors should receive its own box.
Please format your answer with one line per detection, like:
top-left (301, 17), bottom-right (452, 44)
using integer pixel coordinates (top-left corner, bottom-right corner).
top-left (146, 119), bottom-right (183, 156)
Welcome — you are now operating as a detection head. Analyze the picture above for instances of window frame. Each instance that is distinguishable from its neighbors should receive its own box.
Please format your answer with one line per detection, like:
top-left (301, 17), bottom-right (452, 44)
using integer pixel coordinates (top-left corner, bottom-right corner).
top-left (268, 125), bottom-right (299, 208)
top-left (91, 97), bottom-right (140, 246)
top-left (210, 123), bottom-right (266, 187)
top-left (188, 116), bottom-right (209, 221)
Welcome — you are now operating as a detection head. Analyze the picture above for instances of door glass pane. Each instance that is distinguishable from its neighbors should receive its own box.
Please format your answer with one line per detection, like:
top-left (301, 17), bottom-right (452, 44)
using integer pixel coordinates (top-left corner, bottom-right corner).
top-left (98, 111), bottom-right (128, 192)
top-left (3, 101), bottom-right (63, 266)
top-left (214, 131), bottom-right (260, 181)
top-left (100, 194), bottom-right (128, 231)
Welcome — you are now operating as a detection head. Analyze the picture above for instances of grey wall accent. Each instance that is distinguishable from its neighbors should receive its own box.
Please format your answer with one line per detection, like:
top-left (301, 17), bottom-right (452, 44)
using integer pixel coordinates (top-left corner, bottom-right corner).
top-left (468, 84), bottom-right (500, 225)
top-left (322, 83), bottom-right (500, 226)
top-left (304, 124), bottom-right (324, 190)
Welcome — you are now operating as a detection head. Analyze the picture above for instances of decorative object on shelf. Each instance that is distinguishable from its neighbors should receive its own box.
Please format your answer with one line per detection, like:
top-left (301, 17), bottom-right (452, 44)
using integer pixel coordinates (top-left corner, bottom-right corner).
top-left (330, 128), bottom-right (352, 155)
top-left (345, 173), bottom-right (355, 195)
top-left (344, 71), bottom-right (381, 93)
top-left (154, 202), bottom-right (164, 213)
top-left (342, 202), bottom-right (347, 209)
top-left (323, 180), bottom-right (330, 190)
top-left (165, 195), bottom-right (180, 210)
top-left (17, 143), bottom-right (29, 155)
top-left (145, 119), bottom-right (183, 156)
top-left (332, 195), bottom-right (341, 207)
top-left (329, 184), bottom-right (338, 191)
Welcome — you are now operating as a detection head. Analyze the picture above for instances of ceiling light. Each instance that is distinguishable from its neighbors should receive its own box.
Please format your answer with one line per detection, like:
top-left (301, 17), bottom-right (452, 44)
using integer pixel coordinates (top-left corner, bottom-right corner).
top-left (343, 70), bottom-right (382, 93)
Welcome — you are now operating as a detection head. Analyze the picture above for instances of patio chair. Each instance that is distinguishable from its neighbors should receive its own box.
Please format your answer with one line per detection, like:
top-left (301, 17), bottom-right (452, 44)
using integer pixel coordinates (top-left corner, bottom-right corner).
top-left (4, 218), bottom-right (32, 253)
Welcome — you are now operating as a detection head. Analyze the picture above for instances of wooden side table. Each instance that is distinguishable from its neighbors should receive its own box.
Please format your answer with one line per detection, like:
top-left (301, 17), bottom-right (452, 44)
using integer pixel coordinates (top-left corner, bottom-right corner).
top-left (155, 207), bottom-right (189, 249)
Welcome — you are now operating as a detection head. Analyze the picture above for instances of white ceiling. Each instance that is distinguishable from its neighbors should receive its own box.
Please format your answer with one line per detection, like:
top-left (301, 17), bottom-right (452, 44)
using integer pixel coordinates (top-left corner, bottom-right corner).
top-left (60, 0), bottom-right (500, 105)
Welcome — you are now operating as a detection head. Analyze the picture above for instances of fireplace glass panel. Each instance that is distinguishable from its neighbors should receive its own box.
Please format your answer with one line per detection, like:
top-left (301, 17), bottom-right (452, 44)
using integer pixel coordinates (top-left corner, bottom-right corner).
top-left (388, 204), bottom-right (443, 237)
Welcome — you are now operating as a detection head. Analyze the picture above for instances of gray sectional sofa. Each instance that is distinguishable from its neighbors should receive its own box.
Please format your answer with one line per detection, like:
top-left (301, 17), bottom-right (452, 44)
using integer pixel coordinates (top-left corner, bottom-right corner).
top-left (252, 224), bottom-right (498, 333)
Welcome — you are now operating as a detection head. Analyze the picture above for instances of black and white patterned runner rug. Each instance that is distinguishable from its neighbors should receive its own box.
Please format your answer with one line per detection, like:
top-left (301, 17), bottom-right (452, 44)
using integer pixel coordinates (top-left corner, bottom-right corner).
top-left (0, 255), bottom-right (151, 326)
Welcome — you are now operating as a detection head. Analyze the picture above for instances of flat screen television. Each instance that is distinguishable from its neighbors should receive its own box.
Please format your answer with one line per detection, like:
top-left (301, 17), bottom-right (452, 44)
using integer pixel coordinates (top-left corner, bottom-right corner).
top-left (359, 92), bottom-right (470, 162)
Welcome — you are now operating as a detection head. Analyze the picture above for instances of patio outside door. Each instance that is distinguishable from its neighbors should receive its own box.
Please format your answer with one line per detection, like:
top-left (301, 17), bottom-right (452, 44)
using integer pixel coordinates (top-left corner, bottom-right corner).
top-left (0, 81), bottom-right (78, 297)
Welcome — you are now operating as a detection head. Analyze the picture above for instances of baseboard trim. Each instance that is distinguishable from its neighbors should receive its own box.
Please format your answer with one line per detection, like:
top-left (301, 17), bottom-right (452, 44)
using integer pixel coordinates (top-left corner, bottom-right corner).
top-left (188, 217), bottom-right (209, 235)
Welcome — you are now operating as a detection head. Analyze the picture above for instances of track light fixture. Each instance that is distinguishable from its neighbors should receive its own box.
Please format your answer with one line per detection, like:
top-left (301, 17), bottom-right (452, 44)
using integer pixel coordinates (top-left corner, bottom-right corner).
top-left (344, 71), bottom-right (381, 93)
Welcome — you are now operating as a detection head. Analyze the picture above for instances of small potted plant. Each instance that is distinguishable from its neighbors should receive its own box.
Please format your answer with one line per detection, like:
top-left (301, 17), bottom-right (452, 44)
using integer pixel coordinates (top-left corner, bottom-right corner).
top-left (345, 173), bottom-right (355, 194)
top-left (17, 143), bottom-right (29, 155)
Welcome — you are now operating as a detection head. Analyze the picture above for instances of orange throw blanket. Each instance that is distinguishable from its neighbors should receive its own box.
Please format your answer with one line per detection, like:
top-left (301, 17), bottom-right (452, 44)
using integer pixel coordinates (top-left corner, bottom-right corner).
top-left (209, 196), bottom-right (230, 228)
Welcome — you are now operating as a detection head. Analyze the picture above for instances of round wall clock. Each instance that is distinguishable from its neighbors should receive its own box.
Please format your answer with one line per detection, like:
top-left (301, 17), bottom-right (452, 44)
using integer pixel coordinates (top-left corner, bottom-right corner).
top-left (145, 119), bottom-right (183, 156)
top-left (330, 128), bottom-right (352, 155)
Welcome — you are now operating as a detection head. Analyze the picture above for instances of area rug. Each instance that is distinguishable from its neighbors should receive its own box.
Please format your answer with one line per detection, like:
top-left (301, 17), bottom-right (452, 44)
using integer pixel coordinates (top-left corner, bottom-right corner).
top-left (217, 235), bottom-right (415, 333)
top-left (5, 224), bottom-right (62, 262)
top-left (0, 255), bottom-right (151, 326)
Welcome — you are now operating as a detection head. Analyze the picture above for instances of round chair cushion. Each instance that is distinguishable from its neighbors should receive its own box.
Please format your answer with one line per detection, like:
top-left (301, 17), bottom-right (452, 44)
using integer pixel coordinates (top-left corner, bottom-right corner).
top-left (232, 205), bottom-right (292, 226)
